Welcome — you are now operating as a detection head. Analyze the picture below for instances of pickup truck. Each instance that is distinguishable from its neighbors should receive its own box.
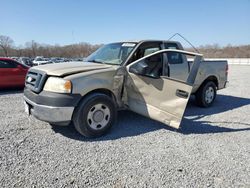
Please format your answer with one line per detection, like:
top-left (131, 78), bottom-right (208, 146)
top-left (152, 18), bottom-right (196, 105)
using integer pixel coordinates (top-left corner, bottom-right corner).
top-left (23, 40), bottom-right (228, 137)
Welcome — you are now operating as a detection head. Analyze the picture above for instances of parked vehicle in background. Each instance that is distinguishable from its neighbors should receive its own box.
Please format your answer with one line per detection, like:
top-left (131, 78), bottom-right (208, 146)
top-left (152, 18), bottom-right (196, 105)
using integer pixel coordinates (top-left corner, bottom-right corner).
top-left (0, 57), bottom-right (29, 89)
top-left (18, 57), bottom-right (33, 67)
top-left (10, 57), bottom-right (19, 61)
top-left (23, 40), bottom-right (228, 138)
top-left (50, 57), bottom-right (66, 63)
top-left (73, 58), bottom-right (85, 62)
top-left (33, 56), bottom-right (52, 66)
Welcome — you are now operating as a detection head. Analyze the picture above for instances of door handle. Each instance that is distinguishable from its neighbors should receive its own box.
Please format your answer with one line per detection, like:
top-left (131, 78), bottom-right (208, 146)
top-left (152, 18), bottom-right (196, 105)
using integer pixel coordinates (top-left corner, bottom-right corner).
top-left (176, 89), bottom-right (189, 99)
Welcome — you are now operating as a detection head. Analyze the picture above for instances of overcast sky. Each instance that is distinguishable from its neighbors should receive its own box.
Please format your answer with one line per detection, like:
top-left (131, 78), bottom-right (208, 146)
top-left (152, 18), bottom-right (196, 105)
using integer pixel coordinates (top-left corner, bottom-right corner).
top-left (1, 0), bottom-right (250, 47)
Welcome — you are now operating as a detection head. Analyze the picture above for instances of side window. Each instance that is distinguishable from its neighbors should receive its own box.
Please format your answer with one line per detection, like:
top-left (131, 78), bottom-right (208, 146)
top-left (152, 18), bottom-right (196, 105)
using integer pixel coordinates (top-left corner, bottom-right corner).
top-left (130, 53), bottom-right (163, 78)
top-left (0, 60), bottom-right (17, 68)
top-left (127, 42), bottom-right (161, 64)
top-left (164, 43), bottom-right (183, 64)
top-left (144, 47), bottom-right (160, 56)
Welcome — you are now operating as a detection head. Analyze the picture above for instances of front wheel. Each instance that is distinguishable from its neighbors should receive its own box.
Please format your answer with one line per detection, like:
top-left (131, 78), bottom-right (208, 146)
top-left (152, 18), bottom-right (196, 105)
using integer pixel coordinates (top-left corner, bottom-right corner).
top-left (195, 81), bottom-right (217, 107)
top-left (73, 93), bottom-right (116, 138)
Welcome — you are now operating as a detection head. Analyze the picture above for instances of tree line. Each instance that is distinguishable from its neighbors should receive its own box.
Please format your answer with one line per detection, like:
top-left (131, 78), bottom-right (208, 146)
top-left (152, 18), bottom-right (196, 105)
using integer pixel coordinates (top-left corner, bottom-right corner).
top-left (0, 35), bottom-right (101, 58)
top-left (1, 35), bottom-right (250, 58)
top-left (186, 44), bottom-right (250, 58)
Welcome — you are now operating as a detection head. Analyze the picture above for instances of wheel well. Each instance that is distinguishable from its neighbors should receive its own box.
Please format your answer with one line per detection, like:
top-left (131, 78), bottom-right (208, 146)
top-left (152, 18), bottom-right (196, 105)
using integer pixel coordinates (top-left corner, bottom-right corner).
top-left (195, 76), bottom-right (218, 95)
top-left (87, 88), bottom-right (115, 98)
top-left (202, 76), bottom-right (218, 88)
top-left (77, 88), bottom-right (117, 107)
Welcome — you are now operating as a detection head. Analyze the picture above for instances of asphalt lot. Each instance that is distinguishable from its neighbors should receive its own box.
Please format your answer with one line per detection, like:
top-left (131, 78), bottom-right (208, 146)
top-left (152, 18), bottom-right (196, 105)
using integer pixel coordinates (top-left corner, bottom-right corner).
top-left (0, 65), bottom-right (250, 187)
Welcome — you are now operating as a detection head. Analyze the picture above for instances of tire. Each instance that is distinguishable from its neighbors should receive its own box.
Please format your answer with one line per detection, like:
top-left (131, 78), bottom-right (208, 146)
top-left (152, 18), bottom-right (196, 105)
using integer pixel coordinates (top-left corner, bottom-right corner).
top-left (195, 81), bottom-right (217, 107)
top-left (72, 93), bottom-right (116, 138)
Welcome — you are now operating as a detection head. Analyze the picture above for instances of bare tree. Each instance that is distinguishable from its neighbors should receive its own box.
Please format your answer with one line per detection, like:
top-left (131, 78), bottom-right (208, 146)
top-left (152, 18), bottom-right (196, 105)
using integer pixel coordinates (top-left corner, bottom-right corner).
top-left (0, 35), bottom-right (14, 57)
top-left (25, 40), bottom-right (39, 57)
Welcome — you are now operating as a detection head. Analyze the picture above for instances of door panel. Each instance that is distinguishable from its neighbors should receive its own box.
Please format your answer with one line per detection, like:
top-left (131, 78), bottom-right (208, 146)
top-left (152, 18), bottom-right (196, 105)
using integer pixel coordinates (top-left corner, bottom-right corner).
top-left (0, 69), bottom-right (7, 88)
top-left (5, 68), bottom-right (20, 86)
top-left (126, 74), bottom-right (192, 128)
top-left (0, 68), bottom-right (15, 87)
top-left (14, 67), bottom-right (27, 86)
top-left (125, 49), bottom-right (202, 129)
top-left (0, 60), bottom-right (27, 88)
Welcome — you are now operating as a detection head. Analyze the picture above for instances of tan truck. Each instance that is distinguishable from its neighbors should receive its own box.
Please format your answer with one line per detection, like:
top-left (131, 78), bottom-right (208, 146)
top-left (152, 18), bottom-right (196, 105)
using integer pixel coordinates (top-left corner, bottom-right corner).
top-left (24, 40), bottom-right (228, 137)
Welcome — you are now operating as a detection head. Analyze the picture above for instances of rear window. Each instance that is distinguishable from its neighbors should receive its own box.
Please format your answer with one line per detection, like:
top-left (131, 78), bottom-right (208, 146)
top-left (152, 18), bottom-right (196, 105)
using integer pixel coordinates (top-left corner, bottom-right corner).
top-left (164, 43), bottom-right (179, 49)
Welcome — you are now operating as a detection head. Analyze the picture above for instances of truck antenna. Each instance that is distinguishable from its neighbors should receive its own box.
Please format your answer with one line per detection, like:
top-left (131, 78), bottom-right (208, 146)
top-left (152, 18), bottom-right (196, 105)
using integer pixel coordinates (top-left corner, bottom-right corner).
top-left (168, 33), bottom-right (200, 54)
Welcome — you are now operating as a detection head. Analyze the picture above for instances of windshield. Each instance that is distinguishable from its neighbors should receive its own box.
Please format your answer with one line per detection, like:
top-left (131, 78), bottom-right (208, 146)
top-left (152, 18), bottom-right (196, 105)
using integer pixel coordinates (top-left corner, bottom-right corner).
top-left (86, 42), bottom-right (137, 65)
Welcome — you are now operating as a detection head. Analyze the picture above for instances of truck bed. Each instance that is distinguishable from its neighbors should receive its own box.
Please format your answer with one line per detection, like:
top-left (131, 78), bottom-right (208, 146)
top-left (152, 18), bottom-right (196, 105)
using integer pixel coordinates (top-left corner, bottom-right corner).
top-left (188, 59), bottom-right (228, 93)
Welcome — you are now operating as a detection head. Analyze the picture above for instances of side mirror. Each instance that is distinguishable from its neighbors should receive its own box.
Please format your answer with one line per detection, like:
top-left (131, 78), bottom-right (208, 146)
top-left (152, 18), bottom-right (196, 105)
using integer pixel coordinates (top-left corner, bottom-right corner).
top-left (129, 60), bottom-right (148, 75)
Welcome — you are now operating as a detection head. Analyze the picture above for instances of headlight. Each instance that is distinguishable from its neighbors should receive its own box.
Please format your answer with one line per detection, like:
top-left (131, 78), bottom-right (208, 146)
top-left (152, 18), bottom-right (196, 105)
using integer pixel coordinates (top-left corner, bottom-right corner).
top-left (44, 77), bottom-right (72, 93)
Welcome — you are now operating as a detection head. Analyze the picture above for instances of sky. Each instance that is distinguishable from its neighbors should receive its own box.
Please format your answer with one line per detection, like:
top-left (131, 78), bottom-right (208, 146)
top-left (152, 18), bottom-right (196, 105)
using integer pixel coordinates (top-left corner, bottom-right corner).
top-left (1, 0), bottom-right (250, 47)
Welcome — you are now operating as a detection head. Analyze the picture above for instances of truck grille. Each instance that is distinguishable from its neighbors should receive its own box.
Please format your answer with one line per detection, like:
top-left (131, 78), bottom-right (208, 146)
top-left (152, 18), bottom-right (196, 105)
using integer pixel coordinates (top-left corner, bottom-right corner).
top-left (25, 70), bottom-right (47, 93)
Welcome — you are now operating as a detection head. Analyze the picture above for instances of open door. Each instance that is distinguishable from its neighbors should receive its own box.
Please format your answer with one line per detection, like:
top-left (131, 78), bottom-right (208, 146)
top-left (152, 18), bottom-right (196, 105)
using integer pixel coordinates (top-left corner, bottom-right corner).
top-left (125, 49), bottom-right (202, 129)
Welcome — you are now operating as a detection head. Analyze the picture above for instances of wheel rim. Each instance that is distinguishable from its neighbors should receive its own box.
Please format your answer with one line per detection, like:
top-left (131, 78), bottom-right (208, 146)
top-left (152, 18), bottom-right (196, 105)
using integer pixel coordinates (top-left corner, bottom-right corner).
top-left (205, 86), bottom-right (215, 104)
top-left (87, 103), bottom-right (110, 130)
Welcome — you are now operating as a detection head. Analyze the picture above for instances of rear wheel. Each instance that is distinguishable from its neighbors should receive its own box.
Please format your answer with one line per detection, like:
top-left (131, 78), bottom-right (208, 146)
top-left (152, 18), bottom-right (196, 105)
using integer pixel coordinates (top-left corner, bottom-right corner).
top-left (73, 93), bottom-right (116, 138)
top-left (195, 81), bottom-right (217, 107)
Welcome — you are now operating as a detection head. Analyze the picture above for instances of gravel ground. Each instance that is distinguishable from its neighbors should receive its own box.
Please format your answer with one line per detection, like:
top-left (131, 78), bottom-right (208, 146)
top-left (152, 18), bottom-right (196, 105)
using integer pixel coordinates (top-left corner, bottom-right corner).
top-left (0, 65), bottom-right (250, 188)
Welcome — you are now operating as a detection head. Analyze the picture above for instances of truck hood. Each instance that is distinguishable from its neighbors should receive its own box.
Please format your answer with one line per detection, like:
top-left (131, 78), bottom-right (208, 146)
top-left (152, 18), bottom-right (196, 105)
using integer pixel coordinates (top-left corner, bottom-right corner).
top-left (30, 62), bottom-right (113, 76)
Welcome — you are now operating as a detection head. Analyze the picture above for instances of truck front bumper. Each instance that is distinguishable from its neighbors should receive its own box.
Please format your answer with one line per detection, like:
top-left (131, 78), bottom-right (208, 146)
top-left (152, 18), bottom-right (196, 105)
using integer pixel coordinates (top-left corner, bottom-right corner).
top-left (23, 88), bottom-right (81, 125)
top-left (24, 96), bottom-right (74, 125)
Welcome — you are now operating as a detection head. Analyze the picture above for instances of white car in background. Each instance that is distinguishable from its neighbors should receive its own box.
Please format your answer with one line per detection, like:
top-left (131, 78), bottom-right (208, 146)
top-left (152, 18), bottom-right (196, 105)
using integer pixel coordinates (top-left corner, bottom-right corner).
top-left (33, 56), bottom-right (52, 66)
top-left (50, 57), bottom-right (66, 63)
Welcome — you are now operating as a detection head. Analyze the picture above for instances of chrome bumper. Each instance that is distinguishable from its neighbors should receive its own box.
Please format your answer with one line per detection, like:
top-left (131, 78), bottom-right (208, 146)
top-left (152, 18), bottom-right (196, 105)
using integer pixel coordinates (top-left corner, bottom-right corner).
top-left (24, 96), bottom-right (74, 125)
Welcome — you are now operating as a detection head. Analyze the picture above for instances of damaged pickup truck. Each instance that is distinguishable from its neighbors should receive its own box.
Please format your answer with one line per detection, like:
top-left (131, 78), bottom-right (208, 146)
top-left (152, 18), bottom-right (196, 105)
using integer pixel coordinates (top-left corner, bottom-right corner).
top-left (24, 40), bottom-right (228, 137)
